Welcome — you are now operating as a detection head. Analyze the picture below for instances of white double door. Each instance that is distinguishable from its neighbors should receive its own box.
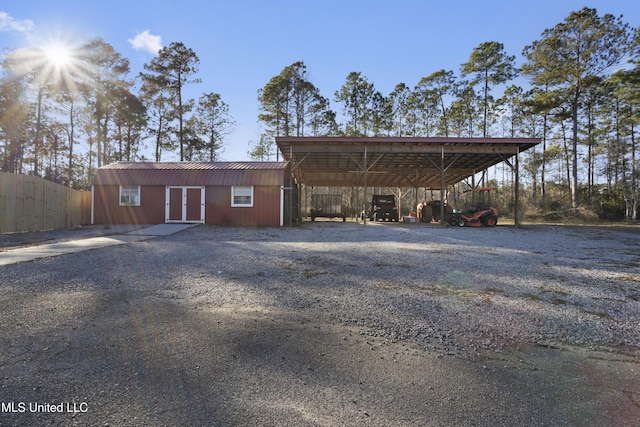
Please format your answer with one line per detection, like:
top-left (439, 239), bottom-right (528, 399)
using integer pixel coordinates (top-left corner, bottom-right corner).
top-left (165, 186), bottom-right (205, 223)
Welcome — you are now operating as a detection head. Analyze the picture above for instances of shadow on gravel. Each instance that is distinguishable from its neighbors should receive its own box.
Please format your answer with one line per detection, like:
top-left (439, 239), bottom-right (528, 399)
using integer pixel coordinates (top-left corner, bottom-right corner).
top-left (1, 289), bottom-right (236, 426)
top-left (0, 285), bottom-right (602, 427)
top-left (1, 224), bottom-right (640, 425)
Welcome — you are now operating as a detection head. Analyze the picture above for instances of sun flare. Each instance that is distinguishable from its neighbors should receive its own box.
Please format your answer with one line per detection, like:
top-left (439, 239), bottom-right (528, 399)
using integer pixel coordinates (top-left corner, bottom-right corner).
top-left (43, 41), bottom-right (73, 69)
top-left (15, 34), bottom-right (94, 92)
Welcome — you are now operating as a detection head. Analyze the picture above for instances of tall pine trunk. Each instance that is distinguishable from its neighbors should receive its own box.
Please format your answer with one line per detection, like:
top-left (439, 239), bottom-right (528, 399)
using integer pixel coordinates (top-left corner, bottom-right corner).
top-left (571, 97), bottom-right (580, 208)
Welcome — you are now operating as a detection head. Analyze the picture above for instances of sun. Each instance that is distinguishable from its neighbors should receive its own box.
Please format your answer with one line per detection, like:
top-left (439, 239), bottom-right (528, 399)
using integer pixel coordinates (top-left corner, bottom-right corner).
top-left (35, 35), bottom-right (92, 92)
top-left (4, 31), bottom-right (94, 95)
top-left (34, 39), bottom-right (82, 92)
top-left (43, 41), bottom-right (74, 69)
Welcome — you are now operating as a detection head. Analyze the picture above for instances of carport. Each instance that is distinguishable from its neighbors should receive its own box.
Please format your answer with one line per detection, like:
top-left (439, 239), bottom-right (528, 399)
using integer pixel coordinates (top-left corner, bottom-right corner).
top-left (276, 136), bottom-right (540, 226)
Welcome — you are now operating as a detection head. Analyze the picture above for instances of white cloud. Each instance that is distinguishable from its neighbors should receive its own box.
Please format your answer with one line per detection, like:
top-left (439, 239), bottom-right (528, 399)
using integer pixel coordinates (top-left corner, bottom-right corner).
top-left (0, 11), bottom-right (35, 34)
top-left (128, 30), bottom-right (162, 54)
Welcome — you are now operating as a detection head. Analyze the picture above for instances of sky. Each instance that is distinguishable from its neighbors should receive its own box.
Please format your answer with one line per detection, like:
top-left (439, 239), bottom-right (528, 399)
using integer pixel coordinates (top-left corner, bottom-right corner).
top-left (1, 1), bottom-right (639, 162)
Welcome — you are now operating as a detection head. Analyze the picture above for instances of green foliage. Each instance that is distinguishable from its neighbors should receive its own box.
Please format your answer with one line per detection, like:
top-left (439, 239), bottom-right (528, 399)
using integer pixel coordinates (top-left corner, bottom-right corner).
top-left (258, 61), bottom-right (330, 138)
top-left (142, 42), bottom-right (200, 161)
top-left (248, 133), bottom-right (275, 161)
top-left (461, 41), bottom-right (518, 137)
top-left (334, 71), bottom-right (375, 136)
top-left (415, 70), bottom-right (458, 137)
top-left (192, 93), bottom-right (235, 161)
top-left (522, 7), bottom-right (638, 208)
top-left (594, 187), bottom-right (627, 220)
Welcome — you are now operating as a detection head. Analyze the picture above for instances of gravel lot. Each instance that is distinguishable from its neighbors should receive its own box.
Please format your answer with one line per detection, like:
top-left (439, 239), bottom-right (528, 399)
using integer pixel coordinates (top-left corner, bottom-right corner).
top-left (1, 221), bottom-right (639, 426)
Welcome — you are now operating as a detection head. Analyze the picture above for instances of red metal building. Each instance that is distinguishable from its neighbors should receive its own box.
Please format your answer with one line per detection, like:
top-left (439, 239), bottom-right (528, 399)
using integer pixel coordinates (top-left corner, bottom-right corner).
top-left (92, 162), bottom-right (291, 226)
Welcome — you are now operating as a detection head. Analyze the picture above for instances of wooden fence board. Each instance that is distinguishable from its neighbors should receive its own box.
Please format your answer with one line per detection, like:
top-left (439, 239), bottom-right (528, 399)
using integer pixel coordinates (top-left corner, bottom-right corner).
top-left (0, 172), bottom-right (91, 233)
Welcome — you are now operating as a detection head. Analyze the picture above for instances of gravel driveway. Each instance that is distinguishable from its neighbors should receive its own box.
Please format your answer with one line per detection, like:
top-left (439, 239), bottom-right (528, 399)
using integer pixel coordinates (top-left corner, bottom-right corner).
top-left (1, 222), bottom-right (639, 426)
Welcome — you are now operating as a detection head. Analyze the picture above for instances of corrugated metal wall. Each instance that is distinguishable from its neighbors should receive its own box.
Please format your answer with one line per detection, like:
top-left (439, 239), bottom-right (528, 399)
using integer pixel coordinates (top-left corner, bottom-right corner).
top-left (94, 185), bottom-right (283, 227)
top-left (93, 185), bottom-right (165, 224)
top-left (92, 165), bottom-right (289, 227)
top-left (204, 186), bottom-right (281, 226)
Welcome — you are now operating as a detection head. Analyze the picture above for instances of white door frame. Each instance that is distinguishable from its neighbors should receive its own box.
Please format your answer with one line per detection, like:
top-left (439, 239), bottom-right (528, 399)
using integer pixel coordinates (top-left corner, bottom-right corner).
top-left (165, 186), bottom-right (205, 223)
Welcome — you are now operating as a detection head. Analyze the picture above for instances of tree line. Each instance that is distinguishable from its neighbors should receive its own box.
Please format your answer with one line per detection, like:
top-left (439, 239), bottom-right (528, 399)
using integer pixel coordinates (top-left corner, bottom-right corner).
top-left (1, 8), bottom-right (638, 220)
top-left (253, 8), bottom-right (639, 221)
top-left (1, 40), bottom-right (234, 188)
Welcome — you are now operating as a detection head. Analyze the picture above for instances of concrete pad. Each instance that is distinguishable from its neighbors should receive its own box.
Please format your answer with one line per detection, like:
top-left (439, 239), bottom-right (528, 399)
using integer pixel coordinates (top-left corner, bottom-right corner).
top-left (0, 235), bottom-right (152, 266)
top-left (0, 223), bottom-right (200, 266)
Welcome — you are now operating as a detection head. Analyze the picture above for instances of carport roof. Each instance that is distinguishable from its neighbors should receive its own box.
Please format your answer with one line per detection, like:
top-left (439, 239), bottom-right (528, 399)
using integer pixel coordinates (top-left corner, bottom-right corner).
top-left (276, 136), bottom-right (540, 188)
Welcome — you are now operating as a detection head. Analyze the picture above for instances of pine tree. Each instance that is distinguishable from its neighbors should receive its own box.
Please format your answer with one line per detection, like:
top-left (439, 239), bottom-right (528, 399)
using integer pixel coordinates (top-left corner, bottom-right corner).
top-left (142, 42), bottom-right (200, 161)
top-left (523, 8), bottom-right (637, 208)
top-left (461, 41), bottom-right (518, 138)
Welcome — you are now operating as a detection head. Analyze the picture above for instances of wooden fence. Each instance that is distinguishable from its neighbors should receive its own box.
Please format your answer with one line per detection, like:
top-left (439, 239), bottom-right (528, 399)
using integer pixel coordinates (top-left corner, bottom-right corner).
top-left (0, 172), bottom-right (91, 233)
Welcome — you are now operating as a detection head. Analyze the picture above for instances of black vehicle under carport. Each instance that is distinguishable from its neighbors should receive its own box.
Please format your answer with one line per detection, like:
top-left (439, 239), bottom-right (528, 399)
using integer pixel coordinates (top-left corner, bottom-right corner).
top-left (368, 194), bottom-right (398, 222)
top-left (276, 136), bottom-right (541, 226)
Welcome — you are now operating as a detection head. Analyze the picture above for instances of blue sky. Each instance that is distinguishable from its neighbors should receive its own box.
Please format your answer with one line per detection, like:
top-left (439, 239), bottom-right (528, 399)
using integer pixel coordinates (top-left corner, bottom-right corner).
top-left (1, 1), bottom-right (638, 162)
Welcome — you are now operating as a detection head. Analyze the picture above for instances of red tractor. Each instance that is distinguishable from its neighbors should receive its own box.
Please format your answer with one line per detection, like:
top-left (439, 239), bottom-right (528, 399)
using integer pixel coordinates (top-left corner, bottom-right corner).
top-left (449, 188), bottom-right (499, 227)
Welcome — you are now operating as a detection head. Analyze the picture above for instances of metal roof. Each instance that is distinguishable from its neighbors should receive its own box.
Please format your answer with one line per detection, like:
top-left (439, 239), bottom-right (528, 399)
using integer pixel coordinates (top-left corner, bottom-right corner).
top-left (93, 161), bottom-right (288, 186)
top-left (276, 136), bottom-right (540, 188)
top-left (99, 161), bottom-right (289, 170)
